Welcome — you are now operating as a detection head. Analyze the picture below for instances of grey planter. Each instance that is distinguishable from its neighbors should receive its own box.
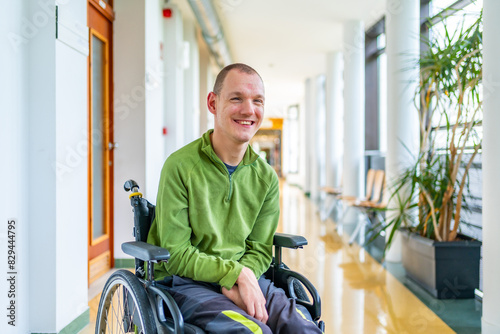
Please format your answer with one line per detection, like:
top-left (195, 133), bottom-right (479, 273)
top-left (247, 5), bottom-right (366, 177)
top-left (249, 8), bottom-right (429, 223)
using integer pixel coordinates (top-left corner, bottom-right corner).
top-left (400, 229), bottom-right (481, 299)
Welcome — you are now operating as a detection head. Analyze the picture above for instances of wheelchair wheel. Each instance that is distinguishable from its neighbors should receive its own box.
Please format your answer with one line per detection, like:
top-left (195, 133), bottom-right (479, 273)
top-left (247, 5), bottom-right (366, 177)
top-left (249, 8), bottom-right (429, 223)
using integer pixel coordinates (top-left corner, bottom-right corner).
top-left (96, 270), bottom-right (155, 334)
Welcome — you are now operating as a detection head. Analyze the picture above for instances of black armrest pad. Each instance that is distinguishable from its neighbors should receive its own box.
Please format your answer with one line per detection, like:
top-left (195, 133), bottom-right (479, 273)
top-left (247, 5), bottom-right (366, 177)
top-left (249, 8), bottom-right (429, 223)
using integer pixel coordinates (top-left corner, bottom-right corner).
top-left (122, 241), bottom-right (170, 262)
top-left (274, 233), bottom-right (308, 248)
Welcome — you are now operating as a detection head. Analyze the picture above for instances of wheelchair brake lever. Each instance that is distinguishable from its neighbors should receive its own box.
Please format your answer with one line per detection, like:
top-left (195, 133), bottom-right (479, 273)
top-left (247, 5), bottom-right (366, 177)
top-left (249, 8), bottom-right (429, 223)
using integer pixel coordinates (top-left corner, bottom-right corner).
top-left (124, 179), bottom-right (140, 193)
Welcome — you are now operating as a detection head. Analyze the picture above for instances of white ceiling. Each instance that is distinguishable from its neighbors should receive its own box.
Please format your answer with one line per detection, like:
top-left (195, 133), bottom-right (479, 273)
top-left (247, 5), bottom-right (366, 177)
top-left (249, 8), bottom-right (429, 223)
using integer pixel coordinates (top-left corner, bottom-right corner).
top-left (179, 0), bottom-right (387, 116)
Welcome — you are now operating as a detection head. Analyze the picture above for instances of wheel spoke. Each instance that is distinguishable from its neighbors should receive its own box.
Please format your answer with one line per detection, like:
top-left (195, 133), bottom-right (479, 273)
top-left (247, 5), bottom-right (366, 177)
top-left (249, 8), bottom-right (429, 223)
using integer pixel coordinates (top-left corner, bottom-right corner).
top-left (96, 271), bottom-right (152, 334)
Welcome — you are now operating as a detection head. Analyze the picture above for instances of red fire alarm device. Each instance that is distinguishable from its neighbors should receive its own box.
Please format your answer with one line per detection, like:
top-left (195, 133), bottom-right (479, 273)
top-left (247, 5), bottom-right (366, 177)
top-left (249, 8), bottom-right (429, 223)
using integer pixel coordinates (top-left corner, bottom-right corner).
top-left (163, 127), bottom-right (167, 135)
top-left (163, 8), bottom-right (172, 18)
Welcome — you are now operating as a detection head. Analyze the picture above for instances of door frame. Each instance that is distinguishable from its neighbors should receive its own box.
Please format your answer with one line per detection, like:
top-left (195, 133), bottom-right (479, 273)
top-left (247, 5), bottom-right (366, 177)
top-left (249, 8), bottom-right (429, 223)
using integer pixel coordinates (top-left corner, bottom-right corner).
top-left (87, 0), bottom-right (115, 285)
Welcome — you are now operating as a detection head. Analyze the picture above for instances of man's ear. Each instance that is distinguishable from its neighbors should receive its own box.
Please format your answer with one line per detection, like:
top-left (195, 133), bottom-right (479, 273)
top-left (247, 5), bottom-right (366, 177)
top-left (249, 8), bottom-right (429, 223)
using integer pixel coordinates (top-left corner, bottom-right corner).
top-left (207, 92), bottom-right (217, 115)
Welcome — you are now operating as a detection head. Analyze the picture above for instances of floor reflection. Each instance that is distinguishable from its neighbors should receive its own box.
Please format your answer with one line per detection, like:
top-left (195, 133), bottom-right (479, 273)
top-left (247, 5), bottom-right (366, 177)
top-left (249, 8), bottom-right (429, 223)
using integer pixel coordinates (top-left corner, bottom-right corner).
top-left (278, 182), bottom-right (455, 334)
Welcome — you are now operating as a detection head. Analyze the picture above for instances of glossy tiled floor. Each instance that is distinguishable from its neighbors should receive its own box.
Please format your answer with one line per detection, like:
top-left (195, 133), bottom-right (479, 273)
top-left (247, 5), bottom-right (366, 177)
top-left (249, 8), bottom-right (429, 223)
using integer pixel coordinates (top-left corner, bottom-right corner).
top-left (82, 182), bottom-right (455, 333)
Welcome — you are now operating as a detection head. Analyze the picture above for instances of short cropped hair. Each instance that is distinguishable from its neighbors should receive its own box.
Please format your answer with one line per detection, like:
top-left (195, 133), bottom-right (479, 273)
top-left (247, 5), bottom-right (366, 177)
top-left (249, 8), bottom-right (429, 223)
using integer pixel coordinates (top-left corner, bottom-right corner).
top-left (212, 63), bottom-right (263, 95)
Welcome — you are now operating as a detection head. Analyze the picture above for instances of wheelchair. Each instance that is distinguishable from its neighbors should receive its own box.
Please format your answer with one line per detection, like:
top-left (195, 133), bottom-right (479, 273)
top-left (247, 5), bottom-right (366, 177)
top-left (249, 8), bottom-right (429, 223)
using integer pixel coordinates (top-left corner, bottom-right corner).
top-left (95, 180), bottom-right (325, 333)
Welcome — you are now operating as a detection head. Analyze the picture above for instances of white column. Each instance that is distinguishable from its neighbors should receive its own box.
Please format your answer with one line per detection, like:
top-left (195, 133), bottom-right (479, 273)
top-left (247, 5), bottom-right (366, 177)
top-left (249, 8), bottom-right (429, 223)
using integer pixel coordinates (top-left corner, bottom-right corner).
top-left (33, 1), bottom-right (89, 331)
top-left (28, 24), bottom-right (58, 331)
top-left (0, 1), bottom-right (90, 331)
top-left (304, 78), bottom-right (311, 195)
top-left (1, 3), bottom-right (30, 333)
top-left (298, 99), bottom-right (307, 190)
top-left (114, 0), bottom-right (147, 259)
top-left (145, 0), bottom-right (165, 202)
top-left (163, 5), bottom-right (184, 157)
top-left (325, 52), bottom-right (344, 189)
top-left (384, 0), bottom-right (420, 262)
top-left (304, 78), bottom-right (317, 197)
top-left (198, 38), bottom-right (212, 135)
top-left (315, 75), bottom-right (327, 194)
top-left (342, 21), bottom-right (365, 198)
top-left (482, 1), bottom-right (500, 332)
top-left (183, 19), bottom-right (200, 145)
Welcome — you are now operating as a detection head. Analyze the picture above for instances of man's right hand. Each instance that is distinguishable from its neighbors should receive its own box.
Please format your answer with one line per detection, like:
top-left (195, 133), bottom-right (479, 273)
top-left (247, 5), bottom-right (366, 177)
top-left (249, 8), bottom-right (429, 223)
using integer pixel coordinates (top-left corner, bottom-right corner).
top-left (221, 267), bottom-right (269, 324)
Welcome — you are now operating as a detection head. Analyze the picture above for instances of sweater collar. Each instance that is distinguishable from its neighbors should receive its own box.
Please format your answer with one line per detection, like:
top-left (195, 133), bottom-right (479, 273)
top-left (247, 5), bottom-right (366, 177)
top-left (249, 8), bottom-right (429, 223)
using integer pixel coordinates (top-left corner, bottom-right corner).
top-left (201, 129), bottom-right (260, 166)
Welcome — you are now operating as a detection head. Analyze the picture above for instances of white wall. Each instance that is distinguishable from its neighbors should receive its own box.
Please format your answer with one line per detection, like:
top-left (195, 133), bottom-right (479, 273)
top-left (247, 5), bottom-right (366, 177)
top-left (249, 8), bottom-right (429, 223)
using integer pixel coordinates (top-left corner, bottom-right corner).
top-left (1, 0), bottom-right (89, 332)
top-left (114, 2), bottom-right (203, 261)
top-left (54, 0), bottom-right (89, 329)
top-left (27, 0), bottom-right (58, 329)
top-left (114, 0), bottom-right (147, 259)
top-left (1, 1), bottom-right (30, 332)
top-left (0, 0), bottom-right (223, 331)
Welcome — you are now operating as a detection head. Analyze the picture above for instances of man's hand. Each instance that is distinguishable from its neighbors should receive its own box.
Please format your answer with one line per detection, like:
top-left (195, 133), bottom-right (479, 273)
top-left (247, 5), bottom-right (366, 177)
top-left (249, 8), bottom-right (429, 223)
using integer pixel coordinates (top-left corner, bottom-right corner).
top-left (221, 267), bottom-right (268, 324)
top-left (221, 284), bottom-right (246, 310)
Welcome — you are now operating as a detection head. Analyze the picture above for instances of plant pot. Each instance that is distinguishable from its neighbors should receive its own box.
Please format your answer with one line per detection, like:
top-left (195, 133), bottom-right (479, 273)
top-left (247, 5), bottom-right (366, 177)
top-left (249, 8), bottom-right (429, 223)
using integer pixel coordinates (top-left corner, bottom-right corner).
top-left (400, 229), bottom-right (481, 299)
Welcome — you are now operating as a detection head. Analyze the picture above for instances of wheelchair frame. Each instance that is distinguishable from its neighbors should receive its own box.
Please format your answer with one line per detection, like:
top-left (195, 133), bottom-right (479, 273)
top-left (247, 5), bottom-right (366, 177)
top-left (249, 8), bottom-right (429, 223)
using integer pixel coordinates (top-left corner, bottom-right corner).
top-left (95, 180), bottom-right (325, 333)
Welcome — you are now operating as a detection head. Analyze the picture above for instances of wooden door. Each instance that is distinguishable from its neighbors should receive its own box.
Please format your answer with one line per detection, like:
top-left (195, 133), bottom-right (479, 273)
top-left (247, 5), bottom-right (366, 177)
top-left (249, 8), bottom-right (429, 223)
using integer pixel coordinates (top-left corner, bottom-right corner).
top-left (87, 0), bottom-right (115, 285)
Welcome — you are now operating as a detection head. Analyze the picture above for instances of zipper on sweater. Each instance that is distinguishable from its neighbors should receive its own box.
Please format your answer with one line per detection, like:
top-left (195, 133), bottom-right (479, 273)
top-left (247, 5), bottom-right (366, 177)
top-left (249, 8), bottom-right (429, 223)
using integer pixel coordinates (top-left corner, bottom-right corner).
top-left (211, 152), bottom-right (244, 202)
top-left (227, 167), bottom-right (244, 201)
top-left (212, 157), bottom-right (233, 202)
top-left (228, 173), bottom-right (232, 202)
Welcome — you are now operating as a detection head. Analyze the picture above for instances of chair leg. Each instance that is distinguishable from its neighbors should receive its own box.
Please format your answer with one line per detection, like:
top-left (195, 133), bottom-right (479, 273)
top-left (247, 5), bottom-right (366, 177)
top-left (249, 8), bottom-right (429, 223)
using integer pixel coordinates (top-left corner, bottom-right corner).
top-left (333, 199), bottom-right (342, 221)
top-left (348, 210), bottom-right (372, 246)
top-left (320, 196), bottom-right (338, 221)
top-left (335, 206), bottom-right (351, 230)
top-left (348, 219), bottom-right (365, 245)
top-left (375, 211), bottom-right (385, 225)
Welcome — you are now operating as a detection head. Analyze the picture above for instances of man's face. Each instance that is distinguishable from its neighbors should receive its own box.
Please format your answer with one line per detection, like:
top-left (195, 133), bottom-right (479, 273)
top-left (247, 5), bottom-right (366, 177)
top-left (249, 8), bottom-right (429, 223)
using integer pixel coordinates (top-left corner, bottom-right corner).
top-left (208, 70), bottom-right (265, 145)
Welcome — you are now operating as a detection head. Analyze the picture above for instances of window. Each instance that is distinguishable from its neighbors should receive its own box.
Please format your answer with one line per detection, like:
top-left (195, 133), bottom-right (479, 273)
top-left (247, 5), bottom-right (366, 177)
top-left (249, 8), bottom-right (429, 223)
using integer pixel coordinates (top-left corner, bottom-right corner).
top-left (365, 18), bottom-right (386, 153)
top-left (377, 38), bottom-right (387, 153)
top-left (424, 0), bottom-right (483, 243)
top-left (426, 0), bottom-right (483, 152)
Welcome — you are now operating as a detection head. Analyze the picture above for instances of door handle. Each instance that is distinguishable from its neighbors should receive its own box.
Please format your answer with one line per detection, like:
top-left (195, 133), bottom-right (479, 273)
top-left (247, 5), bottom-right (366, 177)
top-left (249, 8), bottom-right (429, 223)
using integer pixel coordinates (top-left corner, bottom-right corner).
top-left (108, 142), bottom-right (119, 150)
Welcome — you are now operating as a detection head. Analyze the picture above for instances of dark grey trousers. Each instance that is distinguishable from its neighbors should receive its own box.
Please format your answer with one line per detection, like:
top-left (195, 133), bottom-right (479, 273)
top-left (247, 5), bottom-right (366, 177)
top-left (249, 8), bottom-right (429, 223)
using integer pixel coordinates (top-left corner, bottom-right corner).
top-left (162, 275), bottom-right (323, 334)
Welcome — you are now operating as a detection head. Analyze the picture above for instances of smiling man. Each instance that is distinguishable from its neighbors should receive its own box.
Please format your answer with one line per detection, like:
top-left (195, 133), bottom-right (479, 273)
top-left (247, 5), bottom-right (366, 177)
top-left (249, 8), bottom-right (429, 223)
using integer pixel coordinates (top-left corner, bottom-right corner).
top-left (148, 63), bottom-right (322, 333)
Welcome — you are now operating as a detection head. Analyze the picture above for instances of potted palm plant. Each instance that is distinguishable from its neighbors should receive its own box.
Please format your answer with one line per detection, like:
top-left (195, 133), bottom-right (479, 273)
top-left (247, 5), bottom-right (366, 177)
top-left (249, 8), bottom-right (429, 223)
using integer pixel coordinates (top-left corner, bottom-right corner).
top-left (376, 11), bottom-right (483, 299)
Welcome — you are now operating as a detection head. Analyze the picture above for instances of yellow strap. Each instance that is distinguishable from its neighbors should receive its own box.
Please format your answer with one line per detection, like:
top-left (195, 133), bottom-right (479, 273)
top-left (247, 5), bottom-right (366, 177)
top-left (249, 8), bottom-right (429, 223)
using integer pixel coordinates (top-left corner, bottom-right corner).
top-left (296, 307), bottom-right (307, 320)
top-left (296, 308), bottom-right (323, 333)
top-left (222, 310), bottom-right (263, 334)
top-left (129, 191), bottom-right (143, 199)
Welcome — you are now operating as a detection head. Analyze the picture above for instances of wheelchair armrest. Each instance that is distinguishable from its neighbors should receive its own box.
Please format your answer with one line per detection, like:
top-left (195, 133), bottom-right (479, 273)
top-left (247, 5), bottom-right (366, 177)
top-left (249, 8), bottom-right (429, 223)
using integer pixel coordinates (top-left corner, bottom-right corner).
top-left (274, 233), bottom-right (308, 249)
top-left (122, 241), bottom-right (170, 262)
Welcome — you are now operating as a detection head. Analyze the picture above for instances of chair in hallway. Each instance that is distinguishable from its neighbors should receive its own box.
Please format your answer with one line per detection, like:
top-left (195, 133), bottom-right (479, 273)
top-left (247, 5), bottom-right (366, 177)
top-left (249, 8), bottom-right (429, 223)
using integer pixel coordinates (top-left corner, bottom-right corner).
top-left (319, 169), bottom-right (376, 222)
top-left (347, 177), bottom-right (388, 245)
top-left (337, 170), bottom-right (385, 245)
top-left (319, 185), bottom-right (342, 221)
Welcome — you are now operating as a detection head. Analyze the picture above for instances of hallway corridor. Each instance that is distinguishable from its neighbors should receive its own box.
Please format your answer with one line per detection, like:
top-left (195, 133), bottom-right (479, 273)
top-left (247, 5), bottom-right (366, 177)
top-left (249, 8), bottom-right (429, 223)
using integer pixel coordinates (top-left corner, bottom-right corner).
top-left (84, 181), bottom-right (456, 334)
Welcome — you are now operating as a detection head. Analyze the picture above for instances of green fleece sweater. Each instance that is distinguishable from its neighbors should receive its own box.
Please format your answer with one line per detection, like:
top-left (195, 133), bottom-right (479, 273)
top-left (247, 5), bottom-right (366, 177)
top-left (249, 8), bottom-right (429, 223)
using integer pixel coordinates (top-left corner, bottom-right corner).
top-left (147, 130), bottom-right (280, 289)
